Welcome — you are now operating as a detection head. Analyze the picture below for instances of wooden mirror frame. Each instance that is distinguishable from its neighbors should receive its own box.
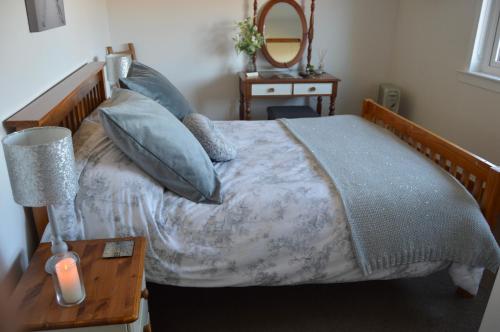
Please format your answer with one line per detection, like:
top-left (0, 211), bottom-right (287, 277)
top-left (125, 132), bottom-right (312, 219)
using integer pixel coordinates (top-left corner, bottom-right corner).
top-left (257, 0), bottom-right (308, 68)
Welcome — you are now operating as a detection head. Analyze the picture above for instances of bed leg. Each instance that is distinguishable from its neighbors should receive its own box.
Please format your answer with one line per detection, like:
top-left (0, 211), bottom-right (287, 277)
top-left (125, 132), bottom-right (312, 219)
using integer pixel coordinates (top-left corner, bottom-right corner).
top-left (456, 287), bottom-right (475, 299)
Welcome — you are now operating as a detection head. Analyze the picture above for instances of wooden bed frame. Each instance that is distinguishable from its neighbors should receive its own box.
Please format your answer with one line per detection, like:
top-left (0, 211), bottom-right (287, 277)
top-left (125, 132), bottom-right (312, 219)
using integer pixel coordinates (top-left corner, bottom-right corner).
top-left (4, 62), bottom-right (500, 243)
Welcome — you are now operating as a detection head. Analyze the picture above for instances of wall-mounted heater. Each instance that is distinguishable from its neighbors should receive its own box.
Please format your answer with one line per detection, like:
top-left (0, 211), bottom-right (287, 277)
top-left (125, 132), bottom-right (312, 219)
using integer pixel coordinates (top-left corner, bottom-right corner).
top-left (377, 84), bottom-right (401, 114)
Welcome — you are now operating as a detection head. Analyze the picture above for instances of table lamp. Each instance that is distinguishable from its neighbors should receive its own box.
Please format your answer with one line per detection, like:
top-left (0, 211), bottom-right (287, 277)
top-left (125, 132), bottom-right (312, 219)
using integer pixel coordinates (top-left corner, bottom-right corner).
top-left (2, 127), bottom-right (85, 306)
top-left (2, 126), bottom-right (78, 270)
top-left (105, 53), bottom-right (132, 89)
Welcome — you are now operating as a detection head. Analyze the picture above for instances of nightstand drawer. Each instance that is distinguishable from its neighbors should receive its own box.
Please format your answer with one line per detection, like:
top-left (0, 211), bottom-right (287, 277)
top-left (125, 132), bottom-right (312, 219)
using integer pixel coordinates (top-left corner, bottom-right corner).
top-left (294, 83), bottom-right (333, 95)
top-left (252, 84), bottom-right (293, 96)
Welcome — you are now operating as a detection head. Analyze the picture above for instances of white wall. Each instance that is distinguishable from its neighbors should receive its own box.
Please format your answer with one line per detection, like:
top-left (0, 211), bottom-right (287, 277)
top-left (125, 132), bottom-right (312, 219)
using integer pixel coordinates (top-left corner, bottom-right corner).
top-left (390, 0), bottom-right (500, 164)
top-left (480, 272), bottom-right (500, 332)
top-left (0, 0), bottom-right (111, 291)
top-left (390, 4), bottom-right (500, 326)
top-left (106, 0), bottom-right (400, 119)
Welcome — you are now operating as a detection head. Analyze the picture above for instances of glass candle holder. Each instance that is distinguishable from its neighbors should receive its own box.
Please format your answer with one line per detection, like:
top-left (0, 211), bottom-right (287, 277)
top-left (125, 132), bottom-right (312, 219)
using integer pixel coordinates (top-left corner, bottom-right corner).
top-left (51, 252), bottom-right (86, 307)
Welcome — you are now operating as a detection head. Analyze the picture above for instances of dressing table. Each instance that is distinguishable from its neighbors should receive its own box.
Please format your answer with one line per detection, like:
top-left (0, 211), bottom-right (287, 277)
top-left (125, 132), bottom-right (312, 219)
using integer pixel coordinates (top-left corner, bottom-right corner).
top-left (239, 0), bottom-right (341, 120)
top-left (239, 72), bottom-right (340, 120)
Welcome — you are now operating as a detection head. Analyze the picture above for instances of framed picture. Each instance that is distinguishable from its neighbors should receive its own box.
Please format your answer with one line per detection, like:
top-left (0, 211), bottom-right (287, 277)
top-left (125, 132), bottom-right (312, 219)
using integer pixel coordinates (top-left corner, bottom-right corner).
top-left (25, 0), bottom-right (66, 33)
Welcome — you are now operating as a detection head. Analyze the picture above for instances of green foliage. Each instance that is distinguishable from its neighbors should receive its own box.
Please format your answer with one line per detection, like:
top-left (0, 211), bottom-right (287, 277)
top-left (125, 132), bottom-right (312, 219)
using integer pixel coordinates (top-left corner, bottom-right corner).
top-left (233, 17), bottom-right (265, 56)
top-left (306, 64), bottom-right (316, 74)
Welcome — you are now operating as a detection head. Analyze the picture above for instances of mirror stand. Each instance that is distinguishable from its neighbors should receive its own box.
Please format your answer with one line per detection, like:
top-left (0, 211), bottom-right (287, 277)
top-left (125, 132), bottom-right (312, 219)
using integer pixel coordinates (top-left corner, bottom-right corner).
top-left (239, 1), bottom-right (339, 123)
top-left (252, 0), bottom-right (258, 69)
top-left (307, 0), bottom-right (315, 68)
top-left (253, 0), bottom-right (316, 69)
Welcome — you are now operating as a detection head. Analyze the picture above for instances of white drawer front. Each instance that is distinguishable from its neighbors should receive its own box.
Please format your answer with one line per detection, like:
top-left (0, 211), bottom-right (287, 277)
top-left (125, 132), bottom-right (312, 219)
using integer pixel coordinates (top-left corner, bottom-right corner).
top-left (128, 299), bottom-right (150, 332)
top-left (252, 84), bottom-right (293, 96)
top-left (294, 83), bottom-right (333, 95)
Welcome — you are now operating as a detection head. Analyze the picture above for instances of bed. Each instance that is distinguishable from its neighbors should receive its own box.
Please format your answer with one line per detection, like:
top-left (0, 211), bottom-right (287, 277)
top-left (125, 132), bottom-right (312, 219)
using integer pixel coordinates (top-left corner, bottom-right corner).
top-left (5, 62), bottom-right (500, 296)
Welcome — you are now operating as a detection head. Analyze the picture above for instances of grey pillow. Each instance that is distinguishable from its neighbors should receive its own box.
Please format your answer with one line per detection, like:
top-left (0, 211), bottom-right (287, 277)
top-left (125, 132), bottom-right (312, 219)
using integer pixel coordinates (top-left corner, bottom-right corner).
top-left (183, 114), bottom-right (237, 162)
top-left (119, 61), bottom-right (193, 120)
top-left (99, 89), bottom-right (222, 204)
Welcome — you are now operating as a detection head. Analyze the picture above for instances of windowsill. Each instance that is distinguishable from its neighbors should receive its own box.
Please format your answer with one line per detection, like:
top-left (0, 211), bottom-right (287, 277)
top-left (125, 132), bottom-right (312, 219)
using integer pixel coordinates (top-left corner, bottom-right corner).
top-left (457, 70), bottom-right (500, 93)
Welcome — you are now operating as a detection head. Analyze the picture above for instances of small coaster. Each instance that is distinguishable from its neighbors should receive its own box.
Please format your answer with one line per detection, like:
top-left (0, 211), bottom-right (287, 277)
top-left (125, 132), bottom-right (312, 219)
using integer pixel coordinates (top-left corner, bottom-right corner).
top-left (102, 240), bottom-right (135, 259)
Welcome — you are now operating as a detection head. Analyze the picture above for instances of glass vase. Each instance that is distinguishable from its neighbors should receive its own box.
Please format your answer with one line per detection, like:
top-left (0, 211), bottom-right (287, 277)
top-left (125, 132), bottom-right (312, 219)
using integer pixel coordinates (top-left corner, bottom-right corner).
top-left (246, 55), bottom-right (257, 73)
top-left (51, 252), bottom-right (86, 307)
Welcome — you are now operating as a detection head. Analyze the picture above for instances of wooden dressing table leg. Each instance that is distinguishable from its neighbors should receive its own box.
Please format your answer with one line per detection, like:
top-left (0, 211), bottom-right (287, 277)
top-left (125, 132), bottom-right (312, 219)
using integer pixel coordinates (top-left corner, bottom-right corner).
top-left (329, 84), bottom-right (338, 116)
top-left (245, 97), bottom-right (252, 121)
top-left (329, 98), bottom-right (336, 116)
top-left (239, 91), bottom-right (245, 120)
top-left (317, 96), bottom-right (323, 116)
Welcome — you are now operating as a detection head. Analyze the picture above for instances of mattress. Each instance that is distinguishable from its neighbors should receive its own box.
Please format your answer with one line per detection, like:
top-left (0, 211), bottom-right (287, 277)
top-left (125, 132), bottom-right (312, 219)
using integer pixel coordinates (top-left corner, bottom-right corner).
top-left (45, 114), bottom-right (482, 292)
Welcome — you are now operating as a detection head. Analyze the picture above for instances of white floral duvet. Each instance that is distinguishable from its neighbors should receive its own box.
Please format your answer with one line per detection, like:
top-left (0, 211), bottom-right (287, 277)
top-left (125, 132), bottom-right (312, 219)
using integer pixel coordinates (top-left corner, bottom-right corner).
top-left (46, 114), bottom-right (482, 292)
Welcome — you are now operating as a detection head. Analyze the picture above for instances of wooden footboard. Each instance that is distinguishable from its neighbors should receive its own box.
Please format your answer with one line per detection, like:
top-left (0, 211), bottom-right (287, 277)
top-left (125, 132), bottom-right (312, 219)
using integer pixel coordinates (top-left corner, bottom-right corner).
top-left (362, 99), bottom-right (500, 230)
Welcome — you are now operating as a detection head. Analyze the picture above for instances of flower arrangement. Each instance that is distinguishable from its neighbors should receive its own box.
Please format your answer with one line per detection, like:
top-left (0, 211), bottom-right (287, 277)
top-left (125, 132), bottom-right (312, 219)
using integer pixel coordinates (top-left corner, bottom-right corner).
top-left (233, 17), bottom-right (265, 57)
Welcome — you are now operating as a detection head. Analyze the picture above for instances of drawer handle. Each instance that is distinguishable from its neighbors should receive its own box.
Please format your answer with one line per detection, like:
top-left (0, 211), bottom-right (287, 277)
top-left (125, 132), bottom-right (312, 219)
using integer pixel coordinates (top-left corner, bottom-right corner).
top-left (267, 88), bottom-right (275, 93)
top-left (141, 288), bottom-right (149, 300)
top-left (309, 87), bottom-right (317, 92)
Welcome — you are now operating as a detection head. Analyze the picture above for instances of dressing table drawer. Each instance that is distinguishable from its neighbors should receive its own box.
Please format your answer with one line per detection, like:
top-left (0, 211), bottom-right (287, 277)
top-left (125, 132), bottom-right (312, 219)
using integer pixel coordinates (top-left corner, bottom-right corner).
top-left (294, 83), bottom-right (333, 95)
top-left (252, 84), bottom-right (293, 96)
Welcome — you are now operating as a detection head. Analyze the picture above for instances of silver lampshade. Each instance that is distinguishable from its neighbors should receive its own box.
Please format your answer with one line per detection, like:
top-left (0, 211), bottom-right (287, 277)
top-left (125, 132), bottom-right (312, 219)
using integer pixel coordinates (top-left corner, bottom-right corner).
top-left (105, 54), bottom-right (132, 86)
top-left (2, 127), bottom-right (78, 207)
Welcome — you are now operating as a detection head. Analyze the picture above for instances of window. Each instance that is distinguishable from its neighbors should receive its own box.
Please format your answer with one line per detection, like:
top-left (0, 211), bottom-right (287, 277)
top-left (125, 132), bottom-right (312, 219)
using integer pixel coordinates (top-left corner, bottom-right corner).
top-left (491, 12), bottom-right (500, 69)
top-left (470, 0), bottom-right (500, 77)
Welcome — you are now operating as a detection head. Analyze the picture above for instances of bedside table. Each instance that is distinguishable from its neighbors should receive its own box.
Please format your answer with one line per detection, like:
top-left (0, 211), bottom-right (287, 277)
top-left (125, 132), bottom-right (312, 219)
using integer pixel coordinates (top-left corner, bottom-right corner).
top-left (12, 237), bottom-right (151, 332)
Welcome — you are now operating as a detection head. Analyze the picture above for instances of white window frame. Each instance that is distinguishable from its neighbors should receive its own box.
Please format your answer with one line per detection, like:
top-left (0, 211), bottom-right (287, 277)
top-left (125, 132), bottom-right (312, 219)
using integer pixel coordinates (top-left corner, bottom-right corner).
top-left (470, 0), bottom-right (500, 77)
top-left (491, 10), bottom-right (500, 69)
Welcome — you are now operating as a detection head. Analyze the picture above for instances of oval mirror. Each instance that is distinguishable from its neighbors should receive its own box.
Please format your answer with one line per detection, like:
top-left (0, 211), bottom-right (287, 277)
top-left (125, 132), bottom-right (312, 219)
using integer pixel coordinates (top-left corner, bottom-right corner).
top-left (258, 0), bottom-right (308, 68)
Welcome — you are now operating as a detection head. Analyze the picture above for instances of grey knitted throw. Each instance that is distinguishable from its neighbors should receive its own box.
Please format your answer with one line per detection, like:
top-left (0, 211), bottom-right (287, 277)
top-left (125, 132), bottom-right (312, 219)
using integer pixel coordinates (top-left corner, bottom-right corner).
top-left (280, 115), bottom-right (500, 275)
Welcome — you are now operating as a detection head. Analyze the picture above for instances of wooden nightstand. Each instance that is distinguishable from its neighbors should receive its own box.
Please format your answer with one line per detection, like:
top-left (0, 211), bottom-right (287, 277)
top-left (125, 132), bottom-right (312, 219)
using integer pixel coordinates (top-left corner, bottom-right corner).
top-left (12, 237), bottom-right (151, 332)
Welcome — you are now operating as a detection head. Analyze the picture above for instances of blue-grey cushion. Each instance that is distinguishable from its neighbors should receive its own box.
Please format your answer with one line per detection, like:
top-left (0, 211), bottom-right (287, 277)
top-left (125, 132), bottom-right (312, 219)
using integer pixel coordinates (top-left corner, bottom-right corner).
top-left (99, 89), bottom-right (222, 204)
top-left (183, 113), bottom-right (237, 162)
top-left (119, 61), bottom-right (193, 120)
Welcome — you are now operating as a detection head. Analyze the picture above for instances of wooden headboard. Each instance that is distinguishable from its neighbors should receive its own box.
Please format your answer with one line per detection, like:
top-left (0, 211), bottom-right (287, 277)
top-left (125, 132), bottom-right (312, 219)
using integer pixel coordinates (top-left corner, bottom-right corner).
top-left (4, 62), bottom-right (106, 240)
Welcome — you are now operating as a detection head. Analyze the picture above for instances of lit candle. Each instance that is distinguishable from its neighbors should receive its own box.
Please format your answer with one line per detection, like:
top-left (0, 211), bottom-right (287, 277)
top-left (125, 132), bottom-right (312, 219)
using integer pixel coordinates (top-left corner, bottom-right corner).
top-left (55, 257), bottom-right (83, 304)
